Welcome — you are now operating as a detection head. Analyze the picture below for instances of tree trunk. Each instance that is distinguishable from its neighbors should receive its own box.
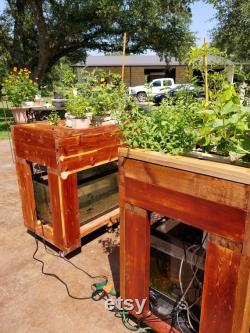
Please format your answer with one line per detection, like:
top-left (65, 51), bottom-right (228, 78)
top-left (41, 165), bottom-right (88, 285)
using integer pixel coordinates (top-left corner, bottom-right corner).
top-left (27, 0), bottom-right (50, 83)
top-left (8, 0), bottom-right (26, 66)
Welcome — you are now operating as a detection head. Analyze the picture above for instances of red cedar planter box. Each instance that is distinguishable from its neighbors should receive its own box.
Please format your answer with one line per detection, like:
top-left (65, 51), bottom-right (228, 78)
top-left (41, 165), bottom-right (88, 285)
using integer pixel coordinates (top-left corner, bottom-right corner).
top-left (119, 147), bottom-right (250, 333)
top-left (12, 122), bottom-right (123, 254)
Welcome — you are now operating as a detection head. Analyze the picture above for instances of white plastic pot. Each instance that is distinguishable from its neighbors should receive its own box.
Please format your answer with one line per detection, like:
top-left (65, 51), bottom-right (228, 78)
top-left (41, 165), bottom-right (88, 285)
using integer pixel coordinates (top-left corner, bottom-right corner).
top-left (71, 117), bottom-right (90, 129)
top-left (65, 112), bottom-right (75, 127)
top-left (11, 108), bottom-right (28, 124)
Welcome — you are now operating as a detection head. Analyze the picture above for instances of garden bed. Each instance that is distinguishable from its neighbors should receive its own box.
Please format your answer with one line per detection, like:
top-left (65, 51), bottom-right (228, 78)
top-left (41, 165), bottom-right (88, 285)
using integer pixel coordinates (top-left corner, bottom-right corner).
top-left (119, 147), bottom-right (250, 333)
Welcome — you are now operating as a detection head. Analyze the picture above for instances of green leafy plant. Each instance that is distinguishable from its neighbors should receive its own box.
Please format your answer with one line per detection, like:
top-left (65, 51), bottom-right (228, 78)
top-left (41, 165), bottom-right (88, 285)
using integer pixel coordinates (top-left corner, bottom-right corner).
top-left (196, 84), bottom-right (250, 161)
top-left (43, 57), bottom-right (77, 98)
top-left (115, 97), bottom-right (199, 155)
top-left (2, 67), bottom-right (39, 106)
top-left (186, 41), bottom-right (227, 104)
top-left (70, 69), bottom-right (130, 117)
top-left (65, 95), bottom-right (91, 118)
top-left (114, 81), bottom-right (250, 163)
top-left (48, 110), bottom-right (60, 126)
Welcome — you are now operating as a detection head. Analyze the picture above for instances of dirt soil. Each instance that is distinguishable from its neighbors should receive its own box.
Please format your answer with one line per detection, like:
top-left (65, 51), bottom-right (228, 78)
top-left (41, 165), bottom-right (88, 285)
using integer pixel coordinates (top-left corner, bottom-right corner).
top-left (0, 139), bottom-right (129, 333)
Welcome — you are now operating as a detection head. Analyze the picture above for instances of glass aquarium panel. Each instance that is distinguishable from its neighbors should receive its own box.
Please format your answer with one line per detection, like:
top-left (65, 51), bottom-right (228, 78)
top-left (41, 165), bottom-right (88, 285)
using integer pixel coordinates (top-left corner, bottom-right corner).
top-left (77, 162), bottom-right (118, 225)
top-left (32, 164), bottom-right (52, 225)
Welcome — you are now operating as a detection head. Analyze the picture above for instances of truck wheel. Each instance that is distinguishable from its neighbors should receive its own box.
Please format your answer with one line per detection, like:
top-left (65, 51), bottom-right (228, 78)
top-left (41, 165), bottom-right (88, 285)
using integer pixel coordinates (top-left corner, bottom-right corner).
top-left (136, 92), bottom-right (147, 102)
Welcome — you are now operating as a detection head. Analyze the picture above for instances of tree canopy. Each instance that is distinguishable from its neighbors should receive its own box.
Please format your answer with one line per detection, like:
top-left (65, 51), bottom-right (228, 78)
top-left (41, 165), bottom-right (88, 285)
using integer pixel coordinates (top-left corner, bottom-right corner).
top-left (208, 0), bottom-right (250, 62)
top-left (0, 0), bottom-right (195, 82)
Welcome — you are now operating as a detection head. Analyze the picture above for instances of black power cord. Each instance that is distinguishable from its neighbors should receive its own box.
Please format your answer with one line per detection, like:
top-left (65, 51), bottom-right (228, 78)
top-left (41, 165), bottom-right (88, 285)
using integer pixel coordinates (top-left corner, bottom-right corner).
top-left (32, 207), bottom-right (108, 301)
top-left (33, 236), bottom-right (94, 300)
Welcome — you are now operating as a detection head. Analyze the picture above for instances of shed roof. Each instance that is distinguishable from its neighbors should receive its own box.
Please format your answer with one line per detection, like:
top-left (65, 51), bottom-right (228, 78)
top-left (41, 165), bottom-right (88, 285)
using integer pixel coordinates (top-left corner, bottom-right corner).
top-left (72, 55), bottom-right (233, 67)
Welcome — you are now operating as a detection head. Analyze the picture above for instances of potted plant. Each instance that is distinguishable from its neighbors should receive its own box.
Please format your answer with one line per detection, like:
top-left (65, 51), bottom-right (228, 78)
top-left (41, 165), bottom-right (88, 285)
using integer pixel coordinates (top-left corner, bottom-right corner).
top-left (2, 67), bottom-right (39, 123)
top-left (65, 95), bottom-right (91, 129)
top-left (90, 80), bottom-right (130, 126)
top-left (75, 70), bottom-right (128, 126)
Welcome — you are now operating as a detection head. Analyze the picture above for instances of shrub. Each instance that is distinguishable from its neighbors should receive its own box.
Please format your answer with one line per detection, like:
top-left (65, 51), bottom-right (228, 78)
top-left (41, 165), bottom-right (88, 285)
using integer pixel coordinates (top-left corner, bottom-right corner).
top-left (2, 67), bottom-right (39, 106)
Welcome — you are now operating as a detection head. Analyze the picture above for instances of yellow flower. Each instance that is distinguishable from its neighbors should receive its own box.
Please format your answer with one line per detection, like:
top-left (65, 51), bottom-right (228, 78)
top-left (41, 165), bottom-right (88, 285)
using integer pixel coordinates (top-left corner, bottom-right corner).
top-left (13, 66), bottom-right (17, 72)
top-left (100, 77), bottom-right (105, 82)
top-left (29, 79), bottom-right (33, 83)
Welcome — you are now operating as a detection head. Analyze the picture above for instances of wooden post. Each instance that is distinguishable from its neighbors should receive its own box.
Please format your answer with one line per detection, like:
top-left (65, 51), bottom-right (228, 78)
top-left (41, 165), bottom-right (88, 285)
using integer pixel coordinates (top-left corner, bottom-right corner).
top-left (203, 37), bottom-right (209, 105)
top-left (48, 171), bottom-right (80, 253)
top-left (121, 32), bottom-right (127, 83)
top-left (16, 159), bottom-right (36, 230)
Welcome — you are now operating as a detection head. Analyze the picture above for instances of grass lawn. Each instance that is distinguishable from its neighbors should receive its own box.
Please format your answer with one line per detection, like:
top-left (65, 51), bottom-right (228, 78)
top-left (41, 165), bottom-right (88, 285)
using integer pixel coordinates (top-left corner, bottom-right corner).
top-left (0, 107), bottom-right (14, 140)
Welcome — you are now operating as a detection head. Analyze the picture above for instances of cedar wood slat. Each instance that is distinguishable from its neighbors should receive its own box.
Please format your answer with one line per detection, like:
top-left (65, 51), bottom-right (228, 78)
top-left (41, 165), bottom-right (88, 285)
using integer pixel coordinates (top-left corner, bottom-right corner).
top-left (59, 173), bottom-right (81, 251)
top-left (12, 123), bottom-right (123, 253)
top-left (200, 242), bottom-right (241, 333)
top-left (15, 159), bottom-right (36, 230)
top-left (119, 148), bottom-right (250, 185)
top-left (119, 148), bottom-right (250, 333)
top-left (124, 159), bottom-right (249, 210)
top-left (124, 176), bottom-right (245, 241)
top-left (47, 172), bottom-right (65, 249)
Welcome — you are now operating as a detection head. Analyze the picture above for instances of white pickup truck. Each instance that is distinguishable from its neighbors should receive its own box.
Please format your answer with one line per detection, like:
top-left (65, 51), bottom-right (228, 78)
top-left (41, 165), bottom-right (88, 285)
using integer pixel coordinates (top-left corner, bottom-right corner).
top-left (129, 78), bottom-right (180, 102)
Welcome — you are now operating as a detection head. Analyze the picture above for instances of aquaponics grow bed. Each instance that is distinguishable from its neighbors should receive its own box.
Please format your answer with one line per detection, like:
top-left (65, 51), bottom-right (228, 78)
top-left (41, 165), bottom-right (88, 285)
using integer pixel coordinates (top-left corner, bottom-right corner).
top-left (12, 122), bottom-right (123, 254)
top-left (119, 147), bottom-right (250, 333)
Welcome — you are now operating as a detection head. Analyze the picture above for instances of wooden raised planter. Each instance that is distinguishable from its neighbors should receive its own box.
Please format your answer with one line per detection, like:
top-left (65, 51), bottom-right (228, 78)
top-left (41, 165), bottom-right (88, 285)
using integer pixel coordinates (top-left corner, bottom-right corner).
top-left (119, 148), bottom-right (250, 333)
top-left (12, 122), bottom-right (123, 254)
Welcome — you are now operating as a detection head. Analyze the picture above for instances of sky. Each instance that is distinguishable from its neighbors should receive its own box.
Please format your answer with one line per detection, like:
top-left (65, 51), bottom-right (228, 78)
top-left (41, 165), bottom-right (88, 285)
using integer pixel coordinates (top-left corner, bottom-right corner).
top-left (190, 1), bottom-right (217, 46)
top-left (0, 0), bottom-right (217, 46)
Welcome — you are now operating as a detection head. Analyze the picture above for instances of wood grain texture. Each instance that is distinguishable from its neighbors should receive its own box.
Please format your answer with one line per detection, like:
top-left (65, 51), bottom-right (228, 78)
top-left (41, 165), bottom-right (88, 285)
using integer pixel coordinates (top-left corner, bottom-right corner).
top-left (15, 159), bottom-right (36, 230)
top-left (14, 141), bottom-right (58, 169)
top-left (12, 123), bottom-right (123, 173)
top-left (200, 241), bottom-right (241, 333)
top-left (119, 148), bottom-right (250, 185)
top-left (124, 159), bottom-right (249, 210)
top-left (143, 314), bottom-right (180, 333)
top-left (47, 172), bottom-right (64, 249)
top-left (59, 173), bottom-right (80, 251)
top-left (119, 156), bottom-right (126, 298)
top-left (232, 255), bottom-right (250, 333)
top-left (243, 193), bottom-right (250, 256)
top-left (124, 177), bottom-right (246, 241)
top-left (57, 126), bottom-right (122, 157)
top-left (59, 146), bottom-right (120, 174)
top-left (120, 204), bottom-right (150, 314)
